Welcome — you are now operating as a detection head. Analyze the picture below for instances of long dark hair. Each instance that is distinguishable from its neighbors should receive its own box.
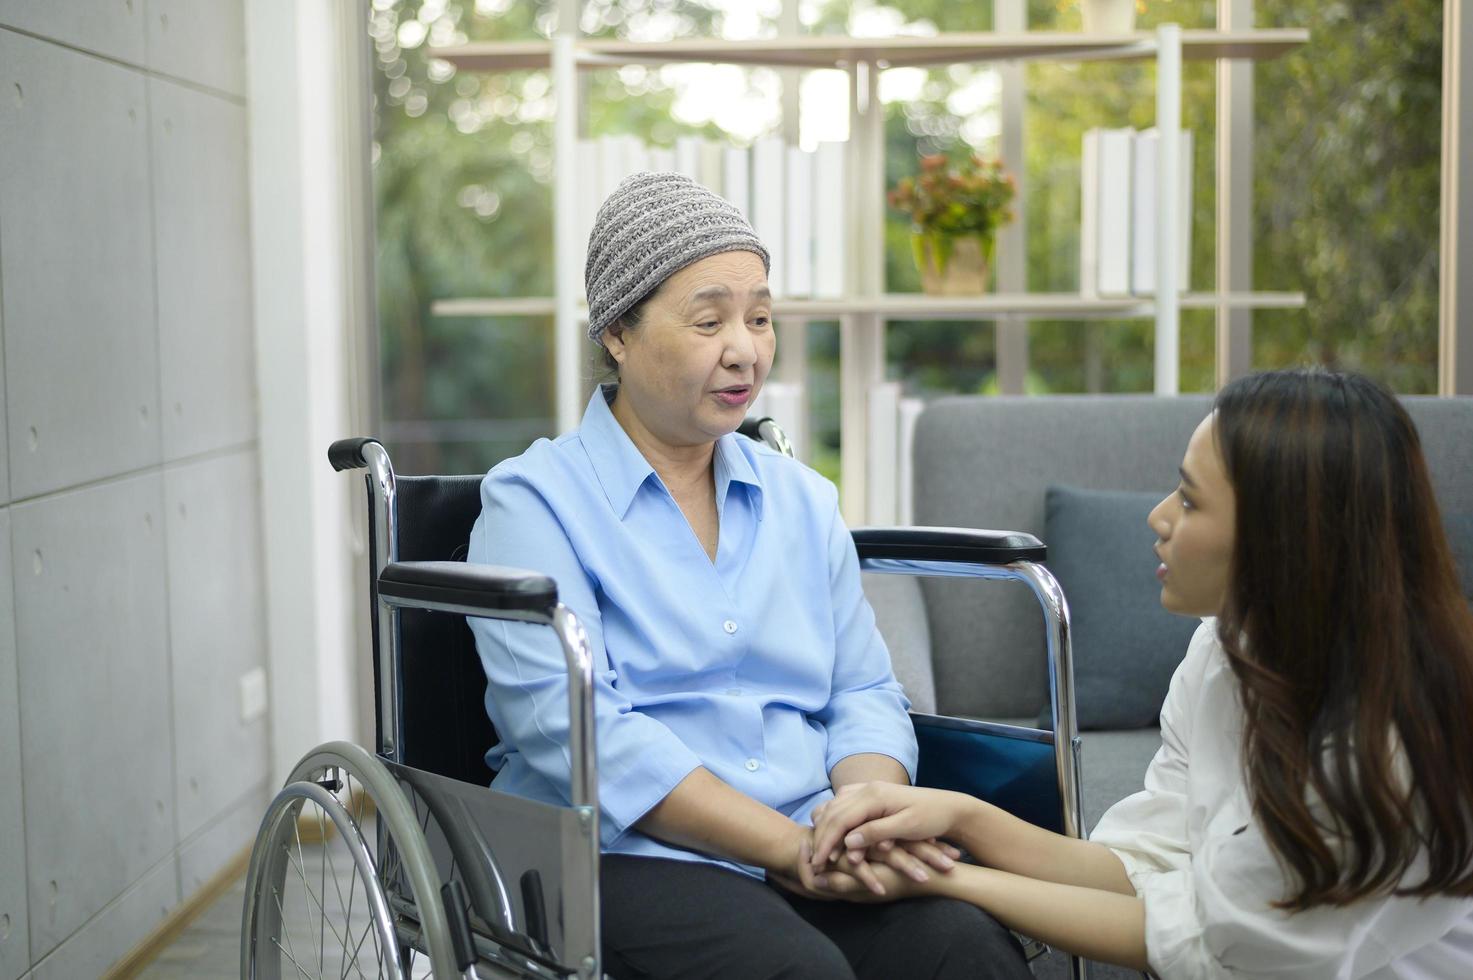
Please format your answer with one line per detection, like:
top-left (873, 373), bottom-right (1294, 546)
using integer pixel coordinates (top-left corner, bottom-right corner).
top-left (1214, 367), bottom-right (1473, 909)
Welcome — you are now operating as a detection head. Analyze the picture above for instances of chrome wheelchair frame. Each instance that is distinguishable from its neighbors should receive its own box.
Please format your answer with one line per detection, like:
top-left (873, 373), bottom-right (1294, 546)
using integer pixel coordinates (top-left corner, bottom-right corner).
top-left (240, 426), bottom-right (1087, 980)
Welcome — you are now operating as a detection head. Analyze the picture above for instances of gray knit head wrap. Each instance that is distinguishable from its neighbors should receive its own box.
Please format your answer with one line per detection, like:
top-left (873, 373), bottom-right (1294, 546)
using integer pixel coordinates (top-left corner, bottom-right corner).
top-left (585, 171), bottom-right (771, 344)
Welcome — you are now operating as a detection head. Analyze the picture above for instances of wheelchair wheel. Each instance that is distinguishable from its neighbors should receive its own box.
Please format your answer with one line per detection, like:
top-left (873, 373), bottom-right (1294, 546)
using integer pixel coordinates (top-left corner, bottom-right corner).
top-left (241, 741), bottom-right (458, 979)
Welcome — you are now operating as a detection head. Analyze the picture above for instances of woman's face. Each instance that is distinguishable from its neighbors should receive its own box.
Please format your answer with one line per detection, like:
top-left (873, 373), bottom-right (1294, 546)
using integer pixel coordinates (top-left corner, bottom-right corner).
top-left (603, 250), bottom-right (774, 448)
top-left (1148, 414), bottom-right (1237, 617)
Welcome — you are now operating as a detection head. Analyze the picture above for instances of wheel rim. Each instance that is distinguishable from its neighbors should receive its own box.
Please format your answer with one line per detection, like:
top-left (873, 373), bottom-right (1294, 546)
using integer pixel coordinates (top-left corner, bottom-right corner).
top-left (244, 779), bottom-right (408, 980)
top-left (243, 744), bottom-right (451, 979)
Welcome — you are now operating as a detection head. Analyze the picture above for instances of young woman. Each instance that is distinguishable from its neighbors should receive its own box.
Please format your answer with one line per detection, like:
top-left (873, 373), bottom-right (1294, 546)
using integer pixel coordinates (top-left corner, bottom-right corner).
top-left (806, 368), bottom-right (1473, 977)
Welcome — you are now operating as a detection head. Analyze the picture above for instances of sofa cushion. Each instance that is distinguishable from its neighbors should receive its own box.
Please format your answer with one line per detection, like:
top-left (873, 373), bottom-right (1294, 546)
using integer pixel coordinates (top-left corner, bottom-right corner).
top-left (863, 572), bottom-right (936, 714)
top-left (1043, 485), bottom-right (1200, 730)
top-left (1080, 726), bottom-right (1165, 829)
top-left (1448, 513), bottom-right (1473, 602)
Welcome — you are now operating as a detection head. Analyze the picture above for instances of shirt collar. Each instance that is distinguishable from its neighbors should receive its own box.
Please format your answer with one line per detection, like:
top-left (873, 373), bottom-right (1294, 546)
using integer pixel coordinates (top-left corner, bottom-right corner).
top-left (714, 429), bottom-right (765, 520)
top-left (579, 384), bottom-right (766, 521)
top-left (579, 384), bottom-right (656, 519)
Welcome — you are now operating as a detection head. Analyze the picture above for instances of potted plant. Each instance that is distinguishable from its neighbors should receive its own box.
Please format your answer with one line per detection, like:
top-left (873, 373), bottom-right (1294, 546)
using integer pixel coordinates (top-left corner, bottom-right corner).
top-left (1077, 0), bottom-right (1142, 34)
top-left (888, 152), bottom-right (1016, 295)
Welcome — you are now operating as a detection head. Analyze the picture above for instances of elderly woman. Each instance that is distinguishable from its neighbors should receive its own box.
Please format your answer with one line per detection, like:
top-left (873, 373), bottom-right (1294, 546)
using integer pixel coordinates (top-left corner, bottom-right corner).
top-left (467, 172), bottom-right (1029, 979)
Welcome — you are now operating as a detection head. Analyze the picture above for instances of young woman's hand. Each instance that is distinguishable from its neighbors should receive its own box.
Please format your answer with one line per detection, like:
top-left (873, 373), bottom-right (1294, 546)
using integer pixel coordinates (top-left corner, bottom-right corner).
top-left (810, 783), bottom-right (973, 873)
top-left (830, 837), bottom-right (962, 896)
top-left (865, 837), bottom-right (962, 880)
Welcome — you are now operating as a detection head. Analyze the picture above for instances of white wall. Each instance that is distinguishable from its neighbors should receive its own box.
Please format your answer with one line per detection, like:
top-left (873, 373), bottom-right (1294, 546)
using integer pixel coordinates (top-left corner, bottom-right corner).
top-left (0, 1), bottom-right (368, 975)
top-left (246, 0), bottom-right (367, 791)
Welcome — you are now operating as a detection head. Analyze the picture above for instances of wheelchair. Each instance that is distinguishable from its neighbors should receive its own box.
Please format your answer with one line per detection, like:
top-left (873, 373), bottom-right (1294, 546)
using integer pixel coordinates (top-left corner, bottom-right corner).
top-left (240, 419), bottom-right (1087, 980)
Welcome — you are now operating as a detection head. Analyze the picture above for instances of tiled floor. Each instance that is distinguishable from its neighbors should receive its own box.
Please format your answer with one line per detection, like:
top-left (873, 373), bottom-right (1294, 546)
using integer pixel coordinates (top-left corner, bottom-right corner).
top-left (135, 873), bottom-right (245, 980)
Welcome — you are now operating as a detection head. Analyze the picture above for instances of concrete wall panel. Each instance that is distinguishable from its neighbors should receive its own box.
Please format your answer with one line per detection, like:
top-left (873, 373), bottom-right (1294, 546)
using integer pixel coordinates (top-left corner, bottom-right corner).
top-left (0, 306), bottom-right (9, 504)
top-left (0, 33), bottom-right (160, 500)
top-left (150, 80), bottom-right (256, 462)
top-left (164, 451), bottom-right (268, 841)
top-left (0, 0), bottom-right (146, 66)
top-left (25, 854), bottom-right (178, 980)
top-left (11, 474), bottom-right (174, 957)
top-left (145, 0), bottom-right (246, 98)
top-left (0, 511), bottom-right (28, 980)
top-left (177, 780), bottom-right (268, 898)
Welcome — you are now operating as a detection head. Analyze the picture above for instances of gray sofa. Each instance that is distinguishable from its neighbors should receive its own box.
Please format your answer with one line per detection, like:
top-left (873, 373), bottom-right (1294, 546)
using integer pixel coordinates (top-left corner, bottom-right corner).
top-left (864, 393), bottom-right (1473, 978)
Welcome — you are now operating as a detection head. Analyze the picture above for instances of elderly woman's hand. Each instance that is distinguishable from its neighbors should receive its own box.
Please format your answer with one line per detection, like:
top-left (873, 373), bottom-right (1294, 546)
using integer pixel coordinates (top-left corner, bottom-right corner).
top-left (768, 834), bottom-right (861, 901)
top-left (771, 838), bottom-right (932, 903)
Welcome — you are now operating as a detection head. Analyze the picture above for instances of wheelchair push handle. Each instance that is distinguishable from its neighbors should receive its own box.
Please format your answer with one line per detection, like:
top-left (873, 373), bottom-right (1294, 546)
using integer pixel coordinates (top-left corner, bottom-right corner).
top-left (328, 436), bottom-right (384, 472)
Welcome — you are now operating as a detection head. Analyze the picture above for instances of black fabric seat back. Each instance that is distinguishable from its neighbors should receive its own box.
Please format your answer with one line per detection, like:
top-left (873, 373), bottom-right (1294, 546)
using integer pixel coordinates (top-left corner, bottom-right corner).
top-left (391, 474), bottom-right (499, 785)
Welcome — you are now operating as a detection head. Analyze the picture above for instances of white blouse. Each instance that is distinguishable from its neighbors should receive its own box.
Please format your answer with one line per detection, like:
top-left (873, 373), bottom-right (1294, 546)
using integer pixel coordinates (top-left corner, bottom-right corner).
top-left (1090, 620), bottom-right (1473, 979)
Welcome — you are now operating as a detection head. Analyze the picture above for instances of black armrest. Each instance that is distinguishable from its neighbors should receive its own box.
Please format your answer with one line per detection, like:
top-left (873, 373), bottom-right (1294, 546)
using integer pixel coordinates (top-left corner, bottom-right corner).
top-left (378, 561), bottom-right (558, 617)
top-left (328, 437), bottom-right (384, 472)
top-left (852, 526), bottom-right (1046, 564)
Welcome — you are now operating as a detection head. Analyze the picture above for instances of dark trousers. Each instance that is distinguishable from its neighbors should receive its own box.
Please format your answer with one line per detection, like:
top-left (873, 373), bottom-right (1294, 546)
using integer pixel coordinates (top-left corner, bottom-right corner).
top-left (599, 855), bottom-right (1032, 980)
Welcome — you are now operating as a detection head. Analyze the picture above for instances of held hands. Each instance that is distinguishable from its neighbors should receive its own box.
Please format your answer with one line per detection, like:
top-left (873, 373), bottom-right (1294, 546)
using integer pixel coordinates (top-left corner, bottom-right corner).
top-left (769, 831), bottom-right (948, 903)
top-left (803, 783), bottom-right (972, 899)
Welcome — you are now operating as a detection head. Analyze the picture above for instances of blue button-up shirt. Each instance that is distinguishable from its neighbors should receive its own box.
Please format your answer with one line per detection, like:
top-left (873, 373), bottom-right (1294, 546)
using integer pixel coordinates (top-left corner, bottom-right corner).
top-left (467, 386), bottom-right (916, 876)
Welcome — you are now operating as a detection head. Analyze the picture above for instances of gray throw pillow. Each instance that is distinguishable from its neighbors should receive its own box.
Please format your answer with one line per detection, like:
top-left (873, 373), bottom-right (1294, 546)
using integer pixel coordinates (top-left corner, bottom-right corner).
top-left (1042, 485), bottom-right (1200, 730)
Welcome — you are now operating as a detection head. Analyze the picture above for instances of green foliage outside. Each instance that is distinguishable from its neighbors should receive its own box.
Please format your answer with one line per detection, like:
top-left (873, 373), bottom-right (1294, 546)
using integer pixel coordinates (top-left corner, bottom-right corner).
top-left (372, 0), bottom-right (1443, 478)
top-left (1251, 0), bottom-right (1443, 392)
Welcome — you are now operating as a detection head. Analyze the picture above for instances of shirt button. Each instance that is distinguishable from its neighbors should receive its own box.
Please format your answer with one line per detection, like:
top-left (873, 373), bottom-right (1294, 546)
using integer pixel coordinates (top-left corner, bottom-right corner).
top-left (723, 620), bottom-right (738, 635)
top-left (745, 758), bottom-right (760, 772)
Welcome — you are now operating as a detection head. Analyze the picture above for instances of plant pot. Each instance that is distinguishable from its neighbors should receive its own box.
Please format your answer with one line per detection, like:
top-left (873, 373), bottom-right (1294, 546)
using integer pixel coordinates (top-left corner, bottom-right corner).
top-left (914, 234), bottom-right (992, 295)
top-left (1081, 0), bottom-right (1137, 33)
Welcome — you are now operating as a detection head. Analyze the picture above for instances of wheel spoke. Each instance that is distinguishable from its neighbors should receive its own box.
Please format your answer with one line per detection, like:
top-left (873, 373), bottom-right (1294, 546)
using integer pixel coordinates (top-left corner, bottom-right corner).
top-left (316, 806), bottom-right (329, 975)
top-left (338, 901), bottom-right (377, 980)
top-left (341, 770), bottom-right (363, 975)
top-left (342, 849), bottom-right (360, 976)
top-left (314, 791), bottom-right (358, 964)
top-left (292, 813), bottom-right (325, 972)
top-left (272, 934), bottom-right (318, 980)
top-left (359, 910), bottom-right (382, 979)
top-left (272, 884), bottom-right (302, 974)
top-left (285, 839), bottom-right (356, 954)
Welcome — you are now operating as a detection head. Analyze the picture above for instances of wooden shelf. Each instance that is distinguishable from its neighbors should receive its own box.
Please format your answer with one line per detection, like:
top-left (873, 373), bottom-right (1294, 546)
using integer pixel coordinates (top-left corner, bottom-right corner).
top-left (781, 291), bottom-right (1306, 318)
top-left (432, 29), bottom-right (1307, 73)
top-left (431, 297), bottom-right (558, 317)
top-left (431, 291), bottom-right (1306, 321)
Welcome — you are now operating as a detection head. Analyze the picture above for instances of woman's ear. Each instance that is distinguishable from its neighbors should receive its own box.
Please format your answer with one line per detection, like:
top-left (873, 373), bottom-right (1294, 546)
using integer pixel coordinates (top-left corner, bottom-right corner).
top-left (602, 322), bottom-right (628, 364)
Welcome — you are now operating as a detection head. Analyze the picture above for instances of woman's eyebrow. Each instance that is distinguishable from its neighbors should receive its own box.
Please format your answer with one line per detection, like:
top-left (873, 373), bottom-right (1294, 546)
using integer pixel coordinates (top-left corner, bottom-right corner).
top-left (1179, 466), bottom-right (1198, 489)
top-left (687, 284), bottom-right (772, 306)
top-left (688, 285), bottom-right (732, 304)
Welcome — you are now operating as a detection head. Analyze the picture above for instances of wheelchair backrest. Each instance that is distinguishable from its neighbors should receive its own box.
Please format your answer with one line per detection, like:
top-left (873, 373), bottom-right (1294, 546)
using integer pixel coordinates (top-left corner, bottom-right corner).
top-left (377, 473), bottom-right (499, 785)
